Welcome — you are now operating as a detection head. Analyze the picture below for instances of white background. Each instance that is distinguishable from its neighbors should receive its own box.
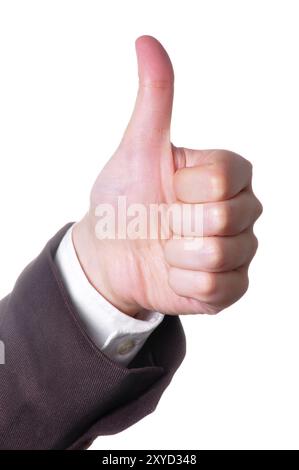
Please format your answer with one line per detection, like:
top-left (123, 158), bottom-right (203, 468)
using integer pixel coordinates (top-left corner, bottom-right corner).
top-left (0, 0), bottom-right (298, 450)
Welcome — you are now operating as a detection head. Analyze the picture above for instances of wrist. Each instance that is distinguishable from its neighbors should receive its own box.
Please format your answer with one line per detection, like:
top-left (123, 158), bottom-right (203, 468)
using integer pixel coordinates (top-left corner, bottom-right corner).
top-left (72, 216), bottom-right (141, 317)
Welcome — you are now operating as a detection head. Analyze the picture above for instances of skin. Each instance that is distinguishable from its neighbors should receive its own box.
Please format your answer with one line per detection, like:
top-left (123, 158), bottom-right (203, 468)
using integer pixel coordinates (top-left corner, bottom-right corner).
top-left (73, 35), bottom-right (263, 317)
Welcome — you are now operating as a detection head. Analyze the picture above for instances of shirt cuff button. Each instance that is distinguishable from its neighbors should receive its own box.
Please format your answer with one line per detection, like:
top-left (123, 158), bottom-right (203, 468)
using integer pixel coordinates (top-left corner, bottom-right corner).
top-left (117, 339), bottom-right (136, 355)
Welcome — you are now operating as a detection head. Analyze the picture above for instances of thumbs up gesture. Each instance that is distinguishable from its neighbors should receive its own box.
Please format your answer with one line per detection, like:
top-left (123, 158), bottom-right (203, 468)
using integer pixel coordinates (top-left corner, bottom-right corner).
top-left (73, 36), bottom-right (262, 317)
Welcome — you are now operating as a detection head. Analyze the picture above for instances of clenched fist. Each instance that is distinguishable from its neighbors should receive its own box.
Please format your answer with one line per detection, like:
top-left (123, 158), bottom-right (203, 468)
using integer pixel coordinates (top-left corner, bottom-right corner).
top-left (73, 36), bottom-right (262, 317)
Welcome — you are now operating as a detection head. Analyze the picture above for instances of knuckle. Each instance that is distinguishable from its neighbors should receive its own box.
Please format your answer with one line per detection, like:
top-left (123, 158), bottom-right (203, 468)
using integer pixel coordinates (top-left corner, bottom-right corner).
top-left (255, 198), bottom-right (263, 219)
top-left (242, 155), bottom-right (253, 167)
top-left (249, 192), bottom-right (263, 221)
top-left (240, 155), bottom-right (253, 177)
top-left (245, 233), bottom-right (258, 265)
top-left (246, 159), bottom-right (253, 176)
top-left (210, 151), bottom-right (253, 197)
top-left (219, 149), bottom-right (252, 169)
top-left (252, 233), bottom-right (259, 254)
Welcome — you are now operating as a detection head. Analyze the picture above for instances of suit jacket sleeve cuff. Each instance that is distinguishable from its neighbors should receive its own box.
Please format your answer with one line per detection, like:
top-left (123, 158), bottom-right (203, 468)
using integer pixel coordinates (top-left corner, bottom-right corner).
top-left (55, 224), bottom-right (164, 367)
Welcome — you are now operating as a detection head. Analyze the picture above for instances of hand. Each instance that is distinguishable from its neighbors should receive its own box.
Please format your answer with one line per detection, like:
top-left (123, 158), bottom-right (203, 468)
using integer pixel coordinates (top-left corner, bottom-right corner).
top-left (73, 36), bottom-right (262, 317)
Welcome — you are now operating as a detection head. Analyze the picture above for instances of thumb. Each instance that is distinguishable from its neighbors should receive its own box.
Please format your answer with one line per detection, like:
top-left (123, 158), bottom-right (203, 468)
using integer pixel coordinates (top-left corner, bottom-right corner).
top-left (123, 35), bottom-right (174, 146)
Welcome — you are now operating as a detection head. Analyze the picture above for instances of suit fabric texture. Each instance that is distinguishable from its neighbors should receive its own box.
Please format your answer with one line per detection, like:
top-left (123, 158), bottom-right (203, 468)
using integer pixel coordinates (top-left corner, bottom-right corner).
top-left (0, 224), bottom-right (186, 449)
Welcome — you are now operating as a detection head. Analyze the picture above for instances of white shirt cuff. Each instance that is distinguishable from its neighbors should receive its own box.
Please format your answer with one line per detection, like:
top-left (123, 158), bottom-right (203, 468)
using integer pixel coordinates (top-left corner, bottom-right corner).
top-left (55, 225), bottom-right (164, 366)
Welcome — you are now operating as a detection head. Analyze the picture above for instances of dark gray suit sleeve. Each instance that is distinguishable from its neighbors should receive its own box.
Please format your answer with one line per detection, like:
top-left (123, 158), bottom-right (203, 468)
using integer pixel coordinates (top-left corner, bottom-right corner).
top-left (0, 224), bottom-right (186, 449)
